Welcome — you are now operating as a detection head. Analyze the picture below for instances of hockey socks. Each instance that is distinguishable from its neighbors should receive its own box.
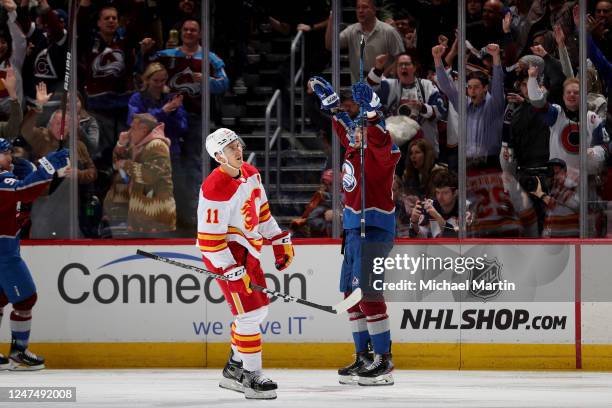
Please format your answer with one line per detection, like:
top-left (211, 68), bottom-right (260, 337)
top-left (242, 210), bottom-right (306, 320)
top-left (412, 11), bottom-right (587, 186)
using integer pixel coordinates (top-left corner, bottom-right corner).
top-left (350, 311), bottom-right (370, 353)
top-left (10, 309), bottom-right (32, 351)
top-left (361, 301), bottom-right (391, 354)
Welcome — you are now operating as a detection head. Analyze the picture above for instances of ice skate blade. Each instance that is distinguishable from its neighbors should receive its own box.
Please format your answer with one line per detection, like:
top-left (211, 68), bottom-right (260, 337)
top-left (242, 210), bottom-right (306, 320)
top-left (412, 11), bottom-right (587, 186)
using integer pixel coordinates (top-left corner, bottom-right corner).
top-left (338, 375), bottom-right (358, 385)
top-left (358, 373), bottom-right (394, 386)
top-left (219, 377), bottom-right (245, 393)
top-left (244, 388), bottom-right (277, 399)
top-left (9, 361), bottom-right (45, 371)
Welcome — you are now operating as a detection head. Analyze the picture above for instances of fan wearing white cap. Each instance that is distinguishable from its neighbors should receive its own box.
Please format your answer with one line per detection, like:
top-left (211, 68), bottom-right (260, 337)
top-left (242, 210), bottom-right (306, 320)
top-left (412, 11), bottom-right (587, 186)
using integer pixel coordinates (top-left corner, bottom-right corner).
top-left (198, 128), bottom-right (294, 399)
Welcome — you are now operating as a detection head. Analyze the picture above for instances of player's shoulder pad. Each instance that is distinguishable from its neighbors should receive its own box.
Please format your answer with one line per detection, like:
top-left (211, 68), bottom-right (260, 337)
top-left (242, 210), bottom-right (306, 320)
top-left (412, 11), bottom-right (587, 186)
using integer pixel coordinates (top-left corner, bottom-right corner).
top-left (201, 168), bottom-right (240, 201)
top-left (240, 163), bottom-right (260, 179)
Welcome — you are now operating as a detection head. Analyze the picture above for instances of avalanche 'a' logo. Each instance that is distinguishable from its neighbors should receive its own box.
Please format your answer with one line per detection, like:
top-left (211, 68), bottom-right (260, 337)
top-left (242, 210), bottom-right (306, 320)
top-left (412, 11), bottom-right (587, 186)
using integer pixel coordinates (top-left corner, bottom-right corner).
top-left (92, 47), bottom-right (125, 78)
top-left (169, 67), bottom-right (201, 97)
top-left (342, 161), bottom-right (357, 192)
top-left (34, 49), bottom-right (58, 79)
top-left (241, 188), bottom-right (261, 232)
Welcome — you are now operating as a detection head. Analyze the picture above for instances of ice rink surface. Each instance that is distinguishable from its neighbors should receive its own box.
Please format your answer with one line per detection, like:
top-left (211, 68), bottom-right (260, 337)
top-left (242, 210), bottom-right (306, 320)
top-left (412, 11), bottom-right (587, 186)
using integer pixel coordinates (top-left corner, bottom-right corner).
top-left (1, 369), bottom-right (612, 408)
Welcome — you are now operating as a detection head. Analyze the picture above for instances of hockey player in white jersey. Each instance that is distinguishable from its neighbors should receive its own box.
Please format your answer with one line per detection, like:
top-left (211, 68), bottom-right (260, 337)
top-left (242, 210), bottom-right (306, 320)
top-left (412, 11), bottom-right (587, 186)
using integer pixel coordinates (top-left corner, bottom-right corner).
top-left (197, 128), bottom-right (294, 400)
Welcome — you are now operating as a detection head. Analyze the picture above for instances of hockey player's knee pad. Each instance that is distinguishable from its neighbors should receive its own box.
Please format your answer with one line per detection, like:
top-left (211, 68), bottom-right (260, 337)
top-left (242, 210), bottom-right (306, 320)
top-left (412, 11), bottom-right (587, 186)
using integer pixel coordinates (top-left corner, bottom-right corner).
top-left (13, 293), bottom-right (38, 312)
top-left (359, 299), bottom-right (387, 317)
top-left (234, 305), bottom-right (268, 334)
top-left (347, 302), bottom-right (363, 315)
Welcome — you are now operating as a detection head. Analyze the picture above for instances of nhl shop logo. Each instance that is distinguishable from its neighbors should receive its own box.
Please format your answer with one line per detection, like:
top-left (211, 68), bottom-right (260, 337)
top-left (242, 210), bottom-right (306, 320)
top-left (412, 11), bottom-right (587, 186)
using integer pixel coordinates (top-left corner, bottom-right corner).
top-left (468, 258), bottom-right (502, 301)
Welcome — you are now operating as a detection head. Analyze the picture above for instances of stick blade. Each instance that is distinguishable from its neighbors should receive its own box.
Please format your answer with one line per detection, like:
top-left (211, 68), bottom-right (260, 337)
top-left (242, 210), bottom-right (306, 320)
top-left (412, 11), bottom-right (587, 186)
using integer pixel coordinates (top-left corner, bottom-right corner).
top-left (332, 288), bottom-right (362, 315)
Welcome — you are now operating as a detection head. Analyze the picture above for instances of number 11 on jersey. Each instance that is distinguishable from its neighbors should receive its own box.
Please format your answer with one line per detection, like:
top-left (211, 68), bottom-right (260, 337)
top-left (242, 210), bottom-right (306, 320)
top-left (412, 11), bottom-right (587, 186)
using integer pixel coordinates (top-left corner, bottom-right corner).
top-left (206, 208), bottom-right (219, 224)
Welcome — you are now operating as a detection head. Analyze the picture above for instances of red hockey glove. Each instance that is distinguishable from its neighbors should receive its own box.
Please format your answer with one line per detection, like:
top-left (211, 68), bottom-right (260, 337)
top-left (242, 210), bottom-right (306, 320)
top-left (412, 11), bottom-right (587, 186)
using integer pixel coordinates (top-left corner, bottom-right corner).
top-left (271, 231), bottom-right (294, 271)
top-left (223, 265), bottom-right (253, 296)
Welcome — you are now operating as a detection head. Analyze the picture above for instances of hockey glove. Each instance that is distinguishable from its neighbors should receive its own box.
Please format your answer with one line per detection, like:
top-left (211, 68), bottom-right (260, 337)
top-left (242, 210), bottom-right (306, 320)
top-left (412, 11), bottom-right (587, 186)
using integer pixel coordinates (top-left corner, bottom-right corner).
top-left (223, 265), bottom-right (253, 296)
top-left (271, 231), bottom-right (294, 271)
top-left (351, 82), bottom-right (381, 113)
top-left (38, 148), bottom-right (70, 177)
top-left (335, 111), bottom-right (357, 147)
top-left (309, 76), bottom-right (339, 111)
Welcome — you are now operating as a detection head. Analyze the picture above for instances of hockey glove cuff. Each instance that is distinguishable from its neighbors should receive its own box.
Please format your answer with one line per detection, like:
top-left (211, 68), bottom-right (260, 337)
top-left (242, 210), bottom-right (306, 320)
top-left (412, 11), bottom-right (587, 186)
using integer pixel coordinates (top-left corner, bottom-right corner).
top-left (271, 231), bottom-right (294, 271)
top-left (223, 265), bottom-right (253, 296)
top-left (351, 82), bottom-right (381, 113)
top-left (39, 148), bottom-right (70, 177)
top-left (309, 76), bottom-right (339, 111)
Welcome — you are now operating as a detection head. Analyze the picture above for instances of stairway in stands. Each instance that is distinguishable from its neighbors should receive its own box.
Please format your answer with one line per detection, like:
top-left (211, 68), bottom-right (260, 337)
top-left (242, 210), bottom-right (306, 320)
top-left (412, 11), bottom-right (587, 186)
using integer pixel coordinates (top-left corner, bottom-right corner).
top-left (215, 8), bottom-right (356, 229)
top-left (216, 25), bottom-right (325, 229)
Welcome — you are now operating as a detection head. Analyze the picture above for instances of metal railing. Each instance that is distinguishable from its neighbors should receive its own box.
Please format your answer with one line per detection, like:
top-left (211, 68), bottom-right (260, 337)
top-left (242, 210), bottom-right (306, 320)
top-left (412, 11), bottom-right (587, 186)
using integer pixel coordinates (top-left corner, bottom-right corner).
top-left (290, 30), bottom-right (305, 136)
top-left (265, 89), bottom-right (283, 197)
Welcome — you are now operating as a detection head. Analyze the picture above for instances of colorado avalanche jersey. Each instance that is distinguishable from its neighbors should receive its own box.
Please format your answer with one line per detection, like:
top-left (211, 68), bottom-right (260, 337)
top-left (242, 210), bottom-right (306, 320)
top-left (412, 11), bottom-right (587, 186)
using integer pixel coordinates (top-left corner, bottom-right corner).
top-left (154, 47), bottom-right (229, 114)
top-left (197, 163), bottom-right (282, 272)
top-left (333, 113), bottom-right (401, 234)
top-left (0, 162), bottom-right (53, 256)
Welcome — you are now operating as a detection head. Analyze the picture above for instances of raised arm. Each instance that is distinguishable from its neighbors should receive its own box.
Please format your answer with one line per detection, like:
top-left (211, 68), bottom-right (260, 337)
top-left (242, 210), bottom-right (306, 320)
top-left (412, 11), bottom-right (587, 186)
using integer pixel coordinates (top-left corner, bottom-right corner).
top-left (433, 45), bottom-right (459, 110)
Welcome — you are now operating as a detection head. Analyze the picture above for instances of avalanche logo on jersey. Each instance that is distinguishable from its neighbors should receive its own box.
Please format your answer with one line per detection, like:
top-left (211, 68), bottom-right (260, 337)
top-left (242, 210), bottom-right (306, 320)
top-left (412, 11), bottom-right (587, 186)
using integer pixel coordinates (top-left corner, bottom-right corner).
top-left (560, 123), bottom-right (579, 155)
top-left (169, 67), bottom-right (201, 97)
top-left (342, 161), bottom-right (357, 192)
top-left (92, 47), bottom-right (125, 78)
top-left (34, 49), bottom-right (58, 80)
top-left (241, 188), bottom-right (262, 232)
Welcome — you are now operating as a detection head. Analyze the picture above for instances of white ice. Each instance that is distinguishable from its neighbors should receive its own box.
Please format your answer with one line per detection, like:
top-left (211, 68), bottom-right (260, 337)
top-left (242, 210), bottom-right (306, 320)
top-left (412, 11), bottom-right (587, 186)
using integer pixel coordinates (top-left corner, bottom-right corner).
top-left (1, 369), bottom-right (612, 408)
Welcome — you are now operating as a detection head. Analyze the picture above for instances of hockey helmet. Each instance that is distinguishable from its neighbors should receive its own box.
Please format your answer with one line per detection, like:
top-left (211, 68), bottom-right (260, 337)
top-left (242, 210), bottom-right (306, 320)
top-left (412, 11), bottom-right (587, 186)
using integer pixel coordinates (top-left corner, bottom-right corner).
top-left (0, 137), bottom-right (12, 153)
top-left (205, 128), bottom-right (243, 162)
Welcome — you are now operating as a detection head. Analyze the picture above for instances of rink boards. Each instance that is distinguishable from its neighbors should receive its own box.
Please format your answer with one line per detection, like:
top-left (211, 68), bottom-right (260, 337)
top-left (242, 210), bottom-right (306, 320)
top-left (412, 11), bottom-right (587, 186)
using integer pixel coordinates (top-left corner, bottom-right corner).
top-left (5, 240), bottom-right (612, 370)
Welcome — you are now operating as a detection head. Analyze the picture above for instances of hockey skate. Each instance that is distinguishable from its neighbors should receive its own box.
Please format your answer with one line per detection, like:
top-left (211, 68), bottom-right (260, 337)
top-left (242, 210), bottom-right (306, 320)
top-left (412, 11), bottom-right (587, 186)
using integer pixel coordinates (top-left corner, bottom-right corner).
top-left (357, 353), bottom-right (394, 386)
top-left (218, 350), bottom-right (244, 393)
top-left (0, 354), bottom-right (9, 370)
top-left (338, 351), bottom-right (373, 384)
top-left (242, 370), bottom-right (277, 399)
top-left (9, 347), bottom-right (45, 371)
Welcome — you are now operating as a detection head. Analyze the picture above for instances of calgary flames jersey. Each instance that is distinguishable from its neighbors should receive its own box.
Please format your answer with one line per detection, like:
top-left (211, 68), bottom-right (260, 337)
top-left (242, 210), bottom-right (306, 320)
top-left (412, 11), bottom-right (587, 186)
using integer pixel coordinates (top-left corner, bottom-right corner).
top-left (197, 163), bottom-right (282, 271)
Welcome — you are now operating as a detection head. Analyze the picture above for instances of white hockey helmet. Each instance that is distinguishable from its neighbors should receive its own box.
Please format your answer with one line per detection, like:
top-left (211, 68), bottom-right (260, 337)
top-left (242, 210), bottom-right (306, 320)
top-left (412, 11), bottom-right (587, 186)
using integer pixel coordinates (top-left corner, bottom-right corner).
top-left (205, 128), bottom-right (241, 162)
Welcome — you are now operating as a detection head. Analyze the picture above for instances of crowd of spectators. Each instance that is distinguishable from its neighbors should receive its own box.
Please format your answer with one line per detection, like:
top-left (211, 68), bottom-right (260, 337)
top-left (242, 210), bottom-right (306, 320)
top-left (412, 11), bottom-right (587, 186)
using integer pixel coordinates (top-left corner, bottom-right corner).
top-left (1, 0), bottom-right (610, 240)
top-left (306, 0), bottom-right (611, 239)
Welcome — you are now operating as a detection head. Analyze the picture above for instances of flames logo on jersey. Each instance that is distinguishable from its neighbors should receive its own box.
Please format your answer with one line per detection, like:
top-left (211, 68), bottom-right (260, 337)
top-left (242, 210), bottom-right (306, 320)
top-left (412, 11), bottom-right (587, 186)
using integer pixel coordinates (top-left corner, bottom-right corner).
top-left (169, 67), bottom-right (201, 97)
top-left (241, 188), bottom-right (262, 232)
top-left (92, 47), bottom-right (125, 78)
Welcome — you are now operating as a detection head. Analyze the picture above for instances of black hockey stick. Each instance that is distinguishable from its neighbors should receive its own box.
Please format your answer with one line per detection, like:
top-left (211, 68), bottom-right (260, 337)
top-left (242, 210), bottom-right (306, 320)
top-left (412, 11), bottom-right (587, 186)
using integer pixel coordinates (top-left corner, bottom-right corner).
top-left (136, 250), bottom-right (362, 315)
top-left (58, 0), bottom-right (78, 148)
top-left (359, 34), bottom-right (367, 238)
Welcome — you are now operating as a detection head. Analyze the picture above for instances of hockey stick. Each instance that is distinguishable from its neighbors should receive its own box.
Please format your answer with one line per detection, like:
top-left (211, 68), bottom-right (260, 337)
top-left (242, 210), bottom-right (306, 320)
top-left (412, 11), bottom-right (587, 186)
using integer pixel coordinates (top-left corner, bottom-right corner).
top-left (58, 0), bottom-right (78, 148)
top-left (359, 34), bottom-right (367, 238)
top-left (136, 250), bottom-right (362, 315)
